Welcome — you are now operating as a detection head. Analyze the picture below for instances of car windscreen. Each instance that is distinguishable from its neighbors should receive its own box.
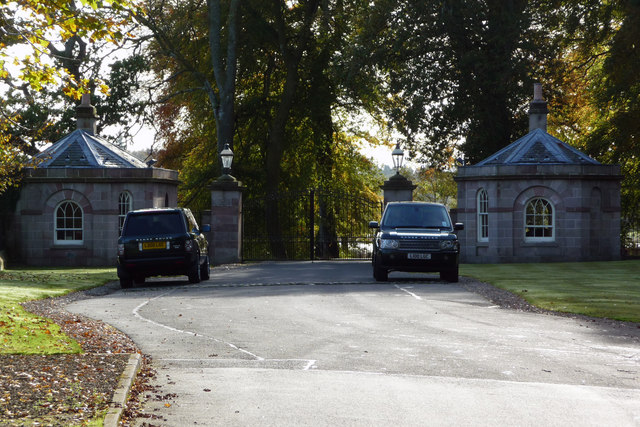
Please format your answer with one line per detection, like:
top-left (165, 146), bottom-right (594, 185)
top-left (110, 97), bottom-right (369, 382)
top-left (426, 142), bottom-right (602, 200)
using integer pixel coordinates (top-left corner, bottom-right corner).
top-left (381, 204), bottom-right (451, 229)
top-left (123, 212), bottom-right (186, 236)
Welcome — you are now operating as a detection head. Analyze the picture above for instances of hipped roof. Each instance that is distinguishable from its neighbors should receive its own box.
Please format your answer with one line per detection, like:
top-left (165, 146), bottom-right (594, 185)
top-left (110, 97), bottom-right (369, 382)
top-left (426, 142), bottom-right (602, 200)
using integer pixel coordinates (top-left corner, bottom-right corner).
top-left (34, 129), bottom-right (148, 169)
top-left (474, 128), bottom-right (600, 167)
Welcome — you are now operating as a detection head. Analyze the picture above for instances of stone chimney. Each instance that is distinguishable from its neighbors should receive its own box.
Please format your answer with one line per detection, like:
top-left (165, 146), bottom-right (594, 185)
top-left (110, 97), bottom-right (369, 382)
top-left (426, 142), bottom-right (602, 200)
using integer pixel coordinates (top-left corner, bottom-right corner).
top-left (528, 83), bottom-right (548, 133)
top-left (76, 93), bottom-right (99, 135)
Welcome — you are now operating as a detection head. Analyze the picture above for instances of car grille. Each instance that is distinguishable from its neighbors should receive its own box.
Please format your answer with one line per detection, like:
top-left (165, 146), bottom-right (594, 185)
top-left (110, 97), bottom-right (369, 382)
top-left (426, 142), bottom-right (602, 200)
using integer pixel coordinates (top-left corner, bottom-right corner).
top-left (398, 240), bottom-right (440, 250)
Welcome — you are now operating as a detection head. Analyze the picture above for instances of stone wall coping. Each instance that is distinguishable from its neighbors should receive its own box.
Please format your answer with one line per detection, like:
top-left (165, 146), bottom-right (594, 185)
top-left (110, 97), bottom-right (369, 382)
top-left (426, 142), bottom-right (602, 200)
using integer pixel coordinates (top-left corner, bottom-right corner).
top-left (22, 167), bottom-right (179, 183)
top-left (380, 173), bottom-right (418, 191)
top-left (210, 178), bottom-right (245, 191)
top-left (455, 163), bottom-right (622, 181)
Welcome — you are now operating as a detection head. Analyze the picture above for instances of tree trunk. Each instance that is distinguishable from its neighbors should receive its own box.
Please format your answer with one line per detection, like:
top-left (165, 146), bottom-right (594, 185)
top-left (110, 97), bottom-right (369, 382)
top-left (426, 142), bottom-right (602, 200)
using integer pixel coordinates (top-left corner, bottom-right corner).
top-left (208, 0), bottom-right (240, 156)
top-left (264, 0), bottom-right (321, 258)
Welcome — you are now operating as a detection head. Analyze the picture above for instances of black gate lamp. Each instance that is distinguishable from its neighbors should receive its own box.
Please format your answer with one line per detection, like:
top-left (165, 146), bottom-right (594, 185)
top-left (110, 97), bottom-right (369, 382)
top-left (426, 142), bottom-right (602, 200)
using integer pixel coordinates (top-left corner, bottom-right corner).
top-left (220, 143), bottom-right (234, 175)
top-left (392, 143), bottom-right (404, 174)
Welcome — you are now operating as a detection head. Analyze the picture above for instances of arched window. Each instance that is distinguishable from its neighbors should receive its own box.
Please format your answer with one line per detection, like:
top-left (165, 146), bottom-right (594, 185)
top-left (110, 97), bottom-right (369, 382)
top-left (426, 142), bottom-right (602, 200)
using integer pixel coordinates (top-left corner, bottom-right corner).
top-left (525, 198), bottom-right (554, 241)
top-left (119, 192), bottom-right (132, 232)
top-left (477, 189), bottom-right (489, 242)
top-left (55, 201), bottom-right (83, 244)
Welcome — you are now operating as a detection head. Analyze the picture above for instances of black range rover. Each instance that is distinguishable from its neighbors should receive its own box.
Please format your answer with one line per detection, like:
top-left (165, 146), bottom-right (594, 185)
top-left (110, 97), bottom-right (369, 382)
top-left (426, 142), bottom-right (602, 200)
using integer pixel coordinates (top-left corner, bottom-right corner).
top-left (369, 202), bottom-right (464, 282)
top-left (117, 208), bottom-right (210, 288)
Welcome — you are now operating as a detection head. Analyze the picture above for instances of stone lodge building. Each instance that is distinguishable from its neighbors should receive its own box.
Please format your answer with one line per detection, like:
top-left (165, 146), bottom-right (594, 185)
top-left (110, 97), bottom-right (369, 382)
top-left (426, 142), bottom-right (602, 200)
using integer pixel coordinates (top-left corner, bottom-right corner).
top-left (455, 84), bottom-right (622, 263)
top-left (6, 95), bottom-right (179, 266)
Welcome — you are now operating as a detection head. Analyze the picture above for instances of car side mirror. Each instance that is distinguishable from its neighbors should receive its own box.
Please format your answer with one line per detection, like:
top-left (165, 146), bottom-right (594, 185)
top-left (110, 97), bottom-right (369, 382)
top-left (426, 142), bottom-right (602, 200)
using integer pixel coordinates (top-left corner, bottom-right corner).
top-left (369, 221), bottom-right (379, 229)
top-left (201, 224), bottom-right (211, 233)
top-left (454, 223), bottom-right (464, 231)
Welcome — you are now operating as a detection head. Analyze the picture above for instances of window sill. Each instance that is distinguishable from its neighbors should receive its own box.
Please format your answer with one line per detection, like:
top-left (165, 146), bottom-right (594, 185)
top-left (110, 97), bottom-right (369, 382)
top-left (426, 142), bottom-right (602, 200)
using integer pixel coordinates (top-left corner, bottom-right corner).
top-left (51, 244), bottom-right (87, 249)
top-left (522, 240), bottom-right (558, 247)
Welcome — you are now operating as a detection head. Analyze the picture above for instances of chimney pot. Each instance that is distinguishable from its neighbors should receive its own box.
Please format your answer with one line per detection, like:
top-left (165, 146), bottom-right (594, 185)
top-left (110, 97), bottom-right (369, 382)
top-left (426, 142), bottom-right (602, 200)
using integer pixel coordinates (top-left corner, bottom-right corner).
top-left (528, 83), bottom-right (548, 133)
top-left (533, 83), bottom-right (544, 101)
top-left (76, 94), bottom-right (99, 135)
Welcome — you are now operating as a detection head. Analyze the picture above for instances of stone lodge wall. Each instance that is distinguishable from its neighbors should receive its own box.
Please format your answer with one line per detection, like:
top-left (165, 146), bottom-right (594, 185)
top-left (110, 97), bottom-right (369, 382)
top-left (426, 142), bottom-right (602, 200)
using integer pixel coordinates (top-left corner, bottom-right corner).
top-left (455, 164), bottom-right (621, 264)
top-left (9, 168), bottom-right (178, 266)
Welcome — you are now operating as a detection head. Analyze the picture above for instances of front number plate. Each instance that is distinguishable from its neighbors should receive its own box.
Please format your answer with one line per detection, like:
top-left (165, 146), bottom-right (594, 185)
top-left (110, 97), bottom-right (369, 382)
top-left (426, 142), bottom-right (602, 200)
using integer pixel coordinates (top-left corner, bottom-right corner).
top-left (408, 253), bottom-right (431, 260)
top-left (142, 241), bottom-right (167, 250)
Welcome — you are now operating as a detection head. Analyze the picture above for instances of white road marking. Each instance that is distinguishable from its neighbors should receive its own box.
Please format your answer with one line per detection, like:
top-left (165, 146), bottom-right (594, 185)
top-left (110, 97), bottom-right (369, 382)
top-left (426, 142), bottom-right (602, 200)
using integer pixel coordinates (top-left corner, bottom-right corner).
top-left (303, 360), bottom-right (317, 370)
top-left (132, 290), bottom-right (265, 361)
top-left (394, 284), bottom-right (422, 300)
top-left (157, 358), bottom-right (317, 370)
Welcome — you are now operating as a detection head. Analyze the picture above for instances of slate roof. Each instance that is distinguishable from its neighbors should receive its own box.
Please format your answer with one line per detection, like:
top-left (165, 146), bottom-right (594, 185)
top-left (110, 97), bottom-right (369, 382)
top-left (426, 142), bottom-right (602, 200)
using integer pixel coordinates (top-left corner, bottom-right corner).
top-left (35, 129), bottom-right (148, 168)
top-left (474, 128), bottom-right (600, 166)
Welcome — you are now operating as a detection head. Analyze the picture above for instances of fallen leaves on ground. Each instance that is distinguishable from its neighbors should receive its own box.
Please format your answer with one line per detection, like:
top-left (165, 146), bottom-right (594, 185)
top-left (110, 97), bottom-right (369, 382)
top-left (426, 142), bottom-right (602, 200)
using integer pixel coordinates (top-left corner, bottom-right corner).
top-left (0, 286), bottom-right (143, 425)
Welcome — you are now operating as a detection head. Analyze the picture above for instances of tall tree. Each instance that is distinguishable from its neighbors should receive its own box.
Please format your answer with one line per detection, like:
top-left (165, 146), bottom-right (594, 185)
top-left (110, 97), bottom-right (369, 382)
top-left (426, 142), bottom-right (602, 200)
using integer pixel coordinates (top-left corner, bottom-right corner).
top-left (135, 0), bottom-right (240, 158)
top-left (146, 0), bottom-right (387, 257)
top-left (353, 0), bottom-right (556, 165)
top-left (582, 1), bottom-right (640, 220)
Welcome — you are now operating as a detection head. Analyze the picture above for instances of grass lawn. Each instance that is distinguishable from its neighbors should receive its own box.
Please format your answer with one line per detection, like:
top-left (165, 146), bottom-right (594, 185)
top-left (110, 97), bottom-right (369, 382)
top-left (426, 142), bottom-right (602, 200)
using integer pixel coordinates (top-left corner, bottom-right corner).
top-left (461, 260), bottom-right (640, 323)
top-left (0, 268), bottom-right (117, 354)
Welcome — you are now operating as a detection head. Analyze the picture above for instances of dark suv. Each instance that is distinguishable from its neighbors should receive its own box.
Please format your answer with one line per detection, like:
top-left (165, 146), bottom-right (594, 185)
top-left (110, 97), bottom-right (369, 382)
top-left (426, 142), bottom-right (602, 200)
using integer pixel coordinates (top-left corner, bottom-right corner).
top-left (117, 208), bottom-right (210, 288)
top-left (369, 202), bottom-right (464, 282)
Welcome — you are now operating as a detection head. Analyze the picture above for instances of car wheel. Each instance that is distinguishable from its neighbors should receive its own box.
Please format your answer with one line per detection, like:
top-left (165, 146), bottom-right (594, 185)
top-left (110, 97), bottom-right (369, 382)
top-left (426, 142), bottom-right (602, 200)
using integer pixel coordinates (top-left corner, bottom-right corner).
top-left (120, 277), bottom-right (133, 289)
top-left (200, 256), bottom-right (210, 280)
top-left (134, 276), bottom-right (145, 285)
top-left (440, 267), bottom-right (459, 283)
top-left (188, 257), bottom-right (201, 284)
top-left (373, 262), bottom-right (388, 282)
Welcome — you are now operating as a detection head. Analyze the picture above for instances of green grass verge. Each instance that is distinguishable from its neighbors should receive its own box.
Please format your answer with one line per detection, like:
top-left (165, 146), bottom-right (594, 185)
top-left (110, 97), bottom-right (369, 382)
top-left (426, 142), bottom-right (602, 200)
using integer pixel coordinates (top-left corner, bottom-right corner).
top-left (0, 268), bottom-right (117, 354)
top-left (460, 260), bottom-right (640, 323)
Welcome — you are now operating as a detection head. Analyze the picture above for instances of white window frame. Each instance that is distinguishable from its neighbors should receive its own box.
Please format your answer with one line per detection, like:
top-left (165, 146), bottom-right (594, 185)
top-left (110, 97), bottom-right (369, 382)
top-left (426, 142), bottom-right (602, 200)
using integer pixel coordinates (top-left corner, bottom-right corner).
top-left (477, 188), bottom-right (489, 242)
top-left (524, 198), bottom-right (554, 242)
top-left (54, 201), bottom-right (83, 245)
top-left (118, 191), bottom-right (132, 232)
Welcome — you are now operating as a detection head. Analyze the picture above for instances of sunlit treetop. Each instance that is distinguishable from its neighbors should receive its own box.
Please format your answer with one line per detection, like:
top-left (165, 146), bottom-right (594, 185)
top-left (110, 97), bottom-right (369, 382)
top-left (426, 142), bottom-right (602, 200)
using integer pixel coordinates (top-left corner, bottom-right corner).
top-left (0, 0), bottom-right (143, 98)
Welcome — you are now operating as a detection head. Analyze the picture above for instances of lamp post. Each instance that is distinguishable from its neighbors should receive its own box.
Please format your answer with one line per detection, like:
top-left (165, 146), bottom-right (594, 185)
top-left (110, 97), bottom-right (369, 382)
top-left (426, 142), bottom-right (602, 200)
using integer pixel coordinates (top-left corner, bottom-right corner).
top-left (392, 143), bottom-right (404, 174)
top-left (210, 142), bottom-right (244, 265)
top-left (380, 142), bottom-right (415, 205)
top-left (219, 143), bottom-right (235, 181)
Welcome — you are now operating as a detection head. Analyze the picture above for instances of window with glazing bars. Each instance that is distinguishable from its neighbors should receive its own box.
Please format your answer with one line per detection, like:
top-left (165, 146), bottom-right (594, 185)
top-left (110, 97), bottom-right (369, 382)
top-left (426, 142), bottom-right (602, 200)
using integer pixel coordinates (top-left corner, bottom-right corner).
top-left (119, 192), bottom-right (132, 232)
top-left (525, 198), bottom-right (554, 240)
top-left (55, 201), bottom-right (83, 243)
top-left (477, 189), bottom-right (488, 242)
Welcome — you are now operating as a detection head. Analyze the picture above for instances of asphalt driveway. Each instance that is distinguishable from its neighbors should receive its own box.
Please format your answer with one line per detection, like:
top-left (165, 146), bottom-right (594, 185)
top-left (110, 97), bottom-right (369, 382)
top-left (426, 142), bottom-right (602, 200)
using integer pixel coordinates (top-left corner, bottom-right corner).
top-left (67, 262), bottom-right (640, 426)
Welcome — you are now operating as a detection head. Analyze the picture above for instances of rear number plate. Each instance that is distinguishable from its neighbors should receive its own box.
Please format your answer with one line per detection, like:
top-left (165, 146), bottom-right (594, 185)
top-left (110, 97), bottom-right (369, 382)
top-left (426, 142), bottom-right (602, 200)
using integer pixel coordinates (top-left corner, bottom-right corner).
top-left (142, 241), bottom-right (167, 250)
top-left (408, 253), bottom-right (431, 260)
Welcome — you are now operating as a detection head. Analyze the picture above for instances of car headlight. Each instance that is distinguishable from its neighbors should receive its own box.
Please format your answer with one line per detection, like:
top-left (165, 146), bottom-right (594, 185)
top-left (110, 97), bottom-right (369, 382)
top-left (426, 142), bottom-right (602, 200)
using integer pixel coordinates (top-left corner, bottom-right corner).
top-left (380, 239), bottom-right (399, 249)
top-left (440, 240), bottom-right (455, 250)
top-left (185, 240), bottom-right (194, 252)
top-left (117, 244), bottom-right (125, 256)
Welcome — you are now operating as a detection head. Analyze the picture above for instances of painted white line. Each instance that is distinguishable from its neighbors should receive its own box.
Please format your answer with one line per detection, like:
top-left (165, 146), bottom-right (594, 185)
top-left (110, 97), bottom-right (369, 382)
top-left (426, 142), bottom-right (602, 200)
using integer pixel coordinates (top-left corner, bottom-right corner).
top-left (132, 290), bottom-right (264, 361)
top-left (394, 284), bottom-right (422, 300)
top-left (158, 358), bottom-right (318, 371)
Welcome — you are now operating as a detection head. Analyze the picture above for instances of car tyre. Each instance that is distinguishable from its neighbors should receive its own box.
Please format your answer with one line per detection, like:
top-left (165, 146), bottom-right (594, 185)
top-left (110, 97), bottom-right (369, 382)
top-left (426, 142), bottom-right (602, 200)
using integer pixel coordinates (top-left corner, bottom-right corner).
top-left (188, 257), bottom-right (201, 284)
top-left (440, 267), bottom-right (459, 283)
top-left (373, 261), bottom-right (388, 282)
top-left (134, 275), bottom-right (145, 285)
top-left (120, 277), bottom-right (133, 289)
top-left (200, 256), bottom-right (210, 280)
